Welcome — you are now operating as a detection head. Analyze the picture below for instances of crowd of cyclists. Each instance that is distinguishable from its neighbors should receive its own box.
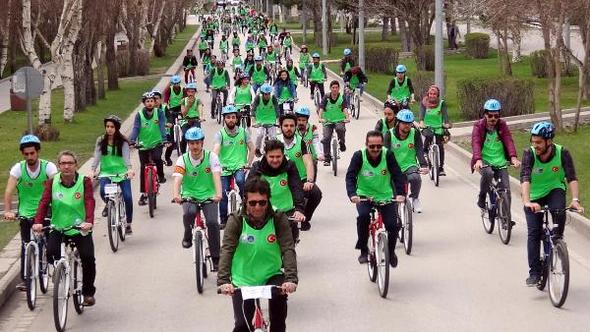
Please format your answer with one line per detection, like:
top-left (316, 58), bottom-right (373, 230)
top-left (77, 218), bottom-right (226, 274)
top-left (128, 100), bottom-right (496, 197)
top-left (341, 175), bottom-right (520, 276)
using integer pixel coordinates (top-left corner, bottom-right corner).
top-left (1, 2), bottom-right (586, 331)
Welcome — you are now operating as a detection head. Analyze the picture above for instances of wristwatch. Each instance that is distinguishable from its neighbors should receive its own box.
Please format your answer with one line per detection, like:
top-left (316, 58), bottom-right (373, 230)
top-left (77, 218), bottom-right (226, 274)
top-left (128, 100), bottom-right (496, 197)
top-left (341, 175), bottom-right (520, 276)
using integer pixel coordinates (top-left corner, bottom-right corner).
top-left (572, 198), bottom-right (581, 203)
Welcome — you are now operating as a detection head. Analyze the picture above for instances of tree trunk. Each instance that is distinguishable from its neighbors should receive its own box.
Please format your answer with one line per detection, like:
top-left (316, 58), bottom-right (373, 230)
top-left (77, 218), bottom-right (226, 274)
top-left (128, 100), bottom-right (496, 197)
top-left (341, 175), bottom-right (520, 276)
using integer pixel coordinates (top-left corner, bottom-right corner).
top-left (390, 17), bottom-right (396, 35)
top-left (106, 28), bottom-right (119, 89)
top-left (398, 18), bottom-right (410, 52)
top-left (382, 16), bottom-right (389, 41)
top-left (97, 41), bottom-right (106, 99)
top-left (61, 48), bottom-right (77, 122)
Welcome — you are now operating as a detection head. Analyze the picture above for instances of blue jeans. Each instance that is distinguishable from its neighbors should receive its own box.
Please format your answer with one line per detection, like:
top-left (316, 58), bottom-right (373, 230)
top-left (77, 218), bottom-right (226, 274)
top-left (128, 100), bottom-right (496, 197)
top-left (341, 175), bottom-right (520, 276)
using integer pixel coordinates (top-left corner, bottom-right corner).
top-left (355, 201), bottom-right (399, 254)
top-left (99, 178), bottom-right (134, 223)
top-left (220, 170), bottom-right (246, 224)
top-left (252, 83), bottom-right (263, 93)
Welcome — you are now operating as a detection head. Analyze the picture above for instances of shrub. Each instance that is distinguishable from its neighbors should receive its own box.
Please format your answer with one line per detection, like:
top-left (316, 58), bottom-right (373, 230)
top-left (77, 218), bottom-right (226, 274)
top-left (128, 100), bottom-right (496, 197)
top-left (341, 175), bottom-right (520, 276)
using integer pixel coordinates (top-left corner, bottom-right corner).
top-left (464, 32), bottom-right (490, 59)
top-left (530, 50), bottom-right (549, 78)
top-left (34, 124), bottom-right (60, 141)
top-left (456, 77), bottom-right (535, 120)
top-left (352, 45), bottom-right (399, 74)
top-left (116, 50), bottom-right (130, 77)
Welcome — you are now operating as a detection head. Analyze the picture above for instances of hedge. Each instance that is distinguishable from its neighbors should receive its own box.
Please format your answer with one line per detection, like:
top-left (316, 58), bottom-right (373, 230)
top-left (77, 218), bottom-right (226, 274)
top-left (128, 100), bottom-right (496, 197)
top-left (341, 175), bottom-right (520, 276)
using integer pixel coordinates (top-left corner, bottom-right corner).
top-left (352, 45), bottom-right (399, 74)
top-left (464, 32), bottom-right (490, 59)
top-left (530, 50), bottom-right (549, 78)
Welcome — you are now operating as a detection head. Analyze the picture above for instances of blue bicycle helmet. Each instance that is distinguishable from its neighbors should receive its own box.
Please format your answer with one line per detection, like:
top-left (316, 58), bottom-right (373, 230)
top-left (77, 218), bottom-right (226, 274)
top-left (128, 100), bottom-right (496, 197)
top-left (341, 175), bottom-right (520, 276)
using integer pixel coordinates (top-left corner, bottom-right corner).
top-left (185, 82), bottom-right (197, 91)
top-left (295, 106), bottom-right (310, 117)
top-left (343, 48), bottom-right (352, 56)
top-left (530, 121), bottom-right (555, 139)
top-left (312, 52), bottom-right (320, 58)
top-left (19, 134), bottom-right (41, 150)
top-left (260, 83), bottom-right (272, 94)
top-left (255, 55), bottom-right (263, 61)
top-left (483, 98), bottom-right (501, 112)
top-left (396, 109), bottom-right (415, 123)
top-left (185, 127), bottom-right (205, 141)
top-left (395, 64), bottom-right (407, 73)
top-left (170, 75), bottom-right (181, 84)
top-left (222, 105), bottom-right (238, 115)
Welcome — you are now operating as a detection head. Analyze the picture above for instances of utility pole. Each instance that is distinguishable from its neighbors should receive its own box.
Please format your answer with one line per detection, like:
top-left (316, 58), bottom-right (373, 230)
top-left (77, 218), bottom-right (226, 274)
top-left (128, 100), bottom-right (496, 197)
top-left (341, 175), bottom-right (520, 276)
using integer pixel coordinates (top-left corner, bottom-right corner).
top-left (302, 6), bottom-right (307, 44)
top-left (434, 0), bottom-right (445, 95)
top-left (358, 0), bottom-right (365, 71)
top-left (322, 0), bottom-right (328, 55)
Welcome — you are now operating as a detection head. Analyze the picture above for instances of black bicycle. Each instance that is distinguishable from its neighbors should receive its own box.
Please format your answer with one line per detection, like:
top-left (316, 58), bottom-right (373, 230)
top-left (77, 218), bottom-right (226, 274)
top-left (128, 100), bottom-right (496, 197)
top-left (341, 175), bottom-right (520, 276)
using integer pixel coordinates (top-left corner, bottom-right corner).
top-left (479, 166), bottom-right (514, 244)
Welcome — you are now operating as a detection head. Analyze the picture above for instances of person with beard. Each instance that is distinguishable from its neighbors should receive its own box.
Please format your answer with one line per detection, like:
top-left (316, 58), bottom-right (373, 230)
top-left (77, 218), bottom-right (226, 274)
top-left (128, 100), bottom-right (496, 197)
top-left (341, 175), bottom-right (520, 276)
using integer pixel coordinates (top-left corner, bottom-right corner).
top-left (213, 106), bottom-right (256, 229)
top-left (3, 135), bottom-right (57, 292)
top-left (384, 110), bottom-right (429, 213)
top-left (375, 101), bottom-right (397, 135)
top-left (276, 114), bottom-right (322, 231)
top-left (295, 106), bottom-right (323, 182)
top-left (418, 85), bottom-right (452, 176)
top-left (471, 99), bottom-right (520, 211)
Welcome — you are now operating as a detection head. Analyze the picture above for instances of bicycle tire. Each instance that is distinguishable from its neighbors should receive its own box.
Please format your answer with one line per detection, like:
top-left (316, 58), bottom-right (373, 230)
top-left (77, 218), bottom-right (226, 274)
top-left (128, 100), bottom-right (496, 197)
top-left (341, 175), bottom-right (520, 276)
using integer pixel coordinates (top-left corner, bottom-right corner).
top-left (481, 191), bottom-right (495, 234)
top-left (148, 168), bottom-right (155, 218)
top-left (376, 232), bottom-right (390, 298)
top-left (549, 240), bottom-right (569, 308)
top-left (354, 92), bottom-right (361, 120)
top-left (53, 263), bottom-right (69, 332)
top-left (194, 232), bottom-right (205, 294)
top-left (107, 201), bottom-right (119, 253)
top-left (25, 245), bottom-right (37, 310)
top-left (428, 150), bottom-right (434, 181)
top-left (331, 138), bottom-right (338, 177)
top-left (118, 199), bottom-right (126, 242)
top-left (39, 241), bottom-right (49, 294)
top-left (72, 256), bottom-right (84, 314)
top-left (216, 100), bottom-right (223, 124)
top-left (432, 145), bottom-right (440, 187)
top-left (537, 242), bottom-right (550, 291)
top-left (174, 126), bottom-right (182, 156)
top-left (367, 233), bottom-right (377, 283)
top-left (497, 193), bottom-right (512, 245)
top-left (403, 203), bottom-right (413, 255)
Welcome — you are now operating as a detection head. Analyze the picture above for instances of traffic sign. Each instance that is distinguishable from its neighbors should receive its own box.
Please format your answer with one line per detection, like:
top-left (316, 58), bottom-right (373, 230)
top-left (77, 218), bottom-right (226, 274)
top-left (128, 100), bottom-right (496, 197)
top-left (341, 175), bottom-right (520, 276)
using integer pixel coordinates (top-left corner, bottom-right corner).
top-left (12, 66), bottom-right (43, 100)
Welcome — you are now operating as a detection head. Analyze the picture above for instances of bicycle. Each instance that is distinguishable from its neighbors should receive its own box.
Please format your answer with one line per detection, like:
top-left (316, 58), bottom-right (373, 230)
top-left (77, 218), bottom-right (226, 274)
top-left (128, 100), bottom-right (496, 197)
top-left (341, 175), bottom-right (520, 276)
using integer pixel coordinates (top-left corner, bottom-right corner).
top-left (312, 82), bottom-right (324, 111)
top-left (279, 98), bottom-right (295, 116)
top-left (21, 216), bottom-right (50, 310)
top-left (223, 167), bottom-right (250, 217)
top-left (252, 123), bottom-right (278, 157)
top-left (387, 96), bottom-right (410, 114)
top-left (133, 143), bottom-right (160, 218)
top-left (236, 104), bottom-right (251, 129)
top-left (345, 85), bottom-right (361, 120)
top-left (359, 197), bottom-right (391, 298)
top-left (397, 176), bottom-right (414, 255)
top-left (213, 89), bottom-right (225, 124)
top-left (300, 67), bottom-right (309, 88)
top-left (267, 61), bottom-right (278, 85)
top-left (535, 206), bottom-right (577, 308)
top-left (422, 126), bottom-right (442, 187)
top-left (218, 285), bottom-right (283, 332)
top-left (98, 174), bottom-right (128, 252)
top-left (479, 165), bottom-right (514, 244)
top-left (324, 120), bottom-right (348, 177)
top-left (172, 112), bottom-right (184, 157)
top-left (184, 66), bottom-right (195, 83)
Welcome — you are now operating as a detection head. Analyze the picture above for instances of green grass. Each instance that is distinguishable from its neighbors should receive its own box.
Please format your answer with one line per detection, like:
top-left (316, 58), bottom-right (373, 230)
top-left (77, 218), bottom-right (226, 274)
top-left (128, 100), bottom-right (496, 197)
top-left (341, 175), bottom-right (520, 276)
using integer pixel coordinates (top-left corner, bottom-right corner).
top-left (149, 25), bottom-right (198, 74)
top-left (293, 32), bottom-right (400, 61)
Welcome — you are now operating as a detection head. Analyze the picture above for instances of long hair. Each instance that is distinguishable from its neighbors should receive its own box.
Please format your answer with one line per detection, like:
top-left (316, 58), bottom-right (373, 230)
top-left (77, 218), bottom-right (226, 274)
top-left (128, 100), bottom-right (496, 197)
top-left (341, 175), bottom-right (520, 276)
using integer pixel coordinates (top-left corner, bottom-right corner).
top-left (99, 123), bottom-right (128, 156)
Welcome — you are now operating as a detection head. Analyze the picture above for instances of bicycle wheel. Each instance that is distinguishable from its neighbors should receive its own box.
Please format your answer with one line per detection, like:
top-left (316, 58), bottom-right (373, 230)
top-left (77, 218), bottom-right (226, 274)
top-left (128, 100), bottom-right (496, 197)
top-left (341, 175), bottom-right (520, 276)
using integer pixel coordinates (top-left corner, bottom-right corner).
top-left (229, 191), bottom-right (238, 214)
top-left (548, 240), bottom-right (569, 308)
top-left (194, 231), bottom-right (205, 293)
top-left (432, 145), bottom-right (440, 187)
top-left (497, 193), bottom-right (512, 245)
top-left (53, 263), bottom-right (69, 332)
top-left (367, 234), bottom-right (377, 283)
top-left (376, 231), bottom-right (390, 298)
top-left (537, 241), bottom-right (550, 291)
top-left (107, 201), bottom-right (119, 252)
top-left (148, 169), bottom-right (155, 218)
top-left (354, 93), bottom-right (361, 120)
top-left (481, 192), bottom-right (495, 234)
top-left (118, 199), bottom-right (126, 242)
top-left (25, 245), bottom-right (37, 310)
top-left (72, 256), bottom-right (84, 314)
top-left (174, 126), bottom-right (182, 156)
top-left (216, 101), bottom-right (223, 124)
top-left (403, 203), bottom-right (413, 255)
top-left (331, 138), bottom-right (338, 177)
top-left (314, 89), bottom-right (321, 108)
top-left (39, 241), bottom-right (50, 294)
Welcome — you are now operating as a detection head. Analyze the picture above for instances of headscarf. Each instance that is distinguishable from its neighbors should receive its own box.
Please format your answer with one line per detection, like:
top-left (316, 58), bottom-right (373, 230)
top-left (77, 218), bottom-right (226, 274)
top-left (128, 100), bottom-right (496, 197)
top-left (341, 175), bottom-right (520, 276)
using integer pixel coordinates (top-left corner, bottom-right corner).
top-left (422, 85), bottom-right (440, 109)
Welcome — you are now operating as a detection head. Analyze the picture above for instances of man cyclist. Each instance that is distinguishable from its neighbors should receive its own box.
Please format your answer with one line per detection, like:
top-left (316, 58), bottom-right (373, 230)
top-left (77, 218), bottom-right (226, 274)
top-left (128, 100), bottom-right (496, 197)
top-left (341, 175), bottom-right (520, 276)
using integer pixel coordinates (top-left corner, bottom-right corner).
top-left (273, 69), bottom-right (297, 116)
top-left (471, 99), bottom-right (520, 211)
top-left (179, 82), bottom-right (204, 153)
top-left (33, 150), bottom-right (96, 306)
top-left (257, 33), bottom-right (268, 56)
top-left (163, 78), bottom-right (186, 165)
top-left (245, 34), bottom-right (256, 54)
top-left (340, 48), bottom-right (355, 76)
top-left (265, 45), bottom-right (280, 71)
top-left (172, 127), bottom-right (222, 270)
top-left (129, 92), bottom-right (168, 205)
top-left (345, 130), bottom-right (406, 265)
top-left (209, 59), bottom-right (231, 119)
top-left (228, 73), bottom-right (256, 126)
top-left (252, 83), bottom-right (280, 156)
top-left (375, 102), bottom-right (397, 135)
top-left (182, 49), bottom-right (198, 83)
top-left (521, 121), bottom-right (583, 286)
top-left (343, 66), bottom-right (368, 105)
top-left (277, 114), bottom-right (322, 231)
top-left (231, 31), bottom-right (241, 50)
top-left (231, 49), bottom-right (244, 82)
top-left (249, 55), bottom-right (269, 93)
top-left (213, 106), bottom-right (256, 230)
top-left (269, 21), bottom-right (279, 41)
top-left (419, 85), bottom-right (451, 176)
top-left (295, 106), bottom-right (323, 181)
top-left (219, 35), bottom-right (230, 61)
top-left (319, 80), bottom-right (350, 166)
top-left (217, 177), bottom-right (297, 332)
top-left (384, 110), bottom-right (429, 213)
top-left (198, 37), bottom-right (209, 59)
top-left (3, 135), bottom-right (57, 291)
top-left (307, 53), bottom-right (327, 100)
top-left (386, 64), bottom-right (415, 112)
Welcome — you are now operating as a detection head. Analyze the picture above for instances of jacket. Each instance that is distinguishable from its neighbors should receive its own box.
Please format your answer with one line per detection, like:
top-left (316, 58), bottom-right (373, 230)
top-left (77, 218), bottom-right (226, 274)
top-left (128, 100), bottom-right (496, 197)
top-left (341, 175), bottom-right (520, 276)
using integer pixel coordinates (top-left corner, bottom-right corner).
top-left (273, 79), bottom-right (297, 100)
top-left (248, 158), bottom-right (305, 213)
top-left (470, 118), bottom-right (517, 172)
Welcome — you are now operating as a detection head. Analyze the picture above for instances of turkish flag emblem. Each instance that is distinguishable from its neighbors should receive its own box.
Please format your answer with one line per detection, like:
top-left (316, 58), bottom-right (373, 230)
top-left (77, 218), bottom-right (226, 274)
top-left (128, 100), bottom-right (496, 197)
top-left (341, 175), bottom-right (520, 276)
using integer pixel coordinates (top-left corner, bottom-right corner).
top-left (552, 166), bottom-right (560, 172)
top-left (280, 179), bottom-right (288, 186)
top-left (267, 234), bottom-right (277, 243)
top-left (75, 192), bottom-right (82, 200)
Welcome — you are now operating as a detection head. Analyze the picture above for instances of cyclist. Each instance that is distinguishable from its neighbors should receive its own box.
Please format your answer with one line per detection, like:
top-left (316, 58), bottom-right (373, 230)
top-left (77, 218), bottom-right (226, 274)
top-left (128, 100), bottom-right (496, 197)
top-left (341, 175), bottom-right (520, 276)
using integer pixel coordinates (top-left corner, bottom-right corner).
top-left (231, 31), bottom-right (241, 50)
top-left (257, 32), bottom-right (268, 56)
top-left (3, 135), bottom-right (57, 292)
top-left (343, 65), bottom-right (368, 105)
top-left (90, 115), bottom-right (135, 233)
top-left (217, 177), bottom-right (297, 332)
top-left (33, 150), bottom-right (97, 306)
top-left (386, 64), bottom-right (415, 112)
top-left (269, 20), bottom-right (279, 41)
top-left (298, 44), bottom-right (311, 82)
top-left (179, 83), bottom-right (204, 152)
top-left (345, 130), bottom-right (406, 265)
top-left (163, 79), bottom-right (185, 165)
top-left (182, 49), bottom-right (198, 83)
top-left (252, 83), bottom-right (280, 156)
top-left (384, 110), bottom-right (429, 213)
top-left (520, 121), bottom-right (583, 286)
top-left (282, 31), bottom-right (293, 59)
top-left (375, 102), bottom-right (397, 135)
top-left (129, 92), bottom-right (168, 205)
top-left (249, 55), bottom-right (269, 93)
top-left (419, 85), bottom-right (451, 176)
top-left (265, 44), bottom-right (280, 72)
top-left (248, 139), bottom-right (306, 242)
top-left (172, 127), bottom-right (222, 270)
top-left (245, 34), bottom-right (256, 53)
top-left (273, 69), bottom-right (297, 116)
top-left (471, 99), bottom-right (520, 210)
top-left (231, 49), bottom-right (243, 81)
top-left (307, 53), bottom-right (327, 100)
top-left (198, 37), bottom-right (209, 59)
top-left (219, 35), bottom-right (230, 61)
top-left (243, 52), bottom-right (255, 76)
top-left (209, 59), bottom-right (231, 119)
top-left (277, 114), bottom-right (322, 231)
top-left (295, 106), bottom-right (323, 181)
top-left (229, 73), bottom-right (256, 125)
top-left (319, 80), bottom-right (350, 166)
top-left (340, 48), bottom-right (355, 76)
top-left (213, 105), bottom-right (256, 229)
top-left (285, 58), bottom-right (301, 87)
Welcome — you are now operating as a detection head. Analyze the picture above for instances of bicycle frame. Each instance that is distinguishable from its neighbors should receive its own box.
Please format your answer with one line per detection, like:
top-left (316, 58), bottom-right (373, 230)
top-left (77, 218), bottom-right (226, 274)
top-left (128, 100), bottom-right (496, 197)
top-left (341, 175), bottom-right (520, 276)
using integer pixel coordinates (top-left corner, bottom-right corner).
top-left (143, 163), bottom-right (159, 195)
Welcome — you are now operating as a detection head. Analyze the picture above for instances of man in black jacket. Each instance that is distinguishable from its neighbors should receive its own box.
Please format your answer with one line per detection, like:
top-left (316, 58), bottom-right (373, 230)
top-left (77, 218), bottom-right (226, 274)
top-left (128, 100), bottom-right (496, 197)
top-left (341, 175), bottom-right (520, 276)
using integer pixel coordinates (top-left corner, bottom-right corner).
top-left (182, 49), bottom-right (198, 83)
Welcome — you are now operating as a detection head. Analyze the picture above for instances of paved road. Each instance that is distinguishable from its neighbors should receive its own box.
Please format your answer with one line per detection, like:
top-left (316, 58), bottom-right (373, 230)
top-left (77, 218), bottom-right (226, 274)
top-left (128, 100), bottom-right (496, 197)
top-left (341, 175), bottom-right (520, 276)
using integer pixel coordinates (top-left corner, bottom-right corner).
top-left (1, 30), bottom-right (590, 332)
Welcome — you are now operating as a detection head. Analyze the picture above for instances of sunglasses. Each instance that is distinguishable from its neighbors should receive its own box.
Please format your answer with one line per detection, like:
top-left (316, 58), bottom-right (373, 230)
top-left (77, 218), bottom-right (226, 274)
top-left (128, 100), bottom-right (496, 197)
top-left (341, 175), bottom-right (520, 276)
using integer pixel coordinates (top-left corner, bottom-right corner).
top-left (247, 200), bottom-right (268, 207)
top-left (368, 144), bottom-right (383, 149)
top-left (485, 113), bottom-right (500, 119)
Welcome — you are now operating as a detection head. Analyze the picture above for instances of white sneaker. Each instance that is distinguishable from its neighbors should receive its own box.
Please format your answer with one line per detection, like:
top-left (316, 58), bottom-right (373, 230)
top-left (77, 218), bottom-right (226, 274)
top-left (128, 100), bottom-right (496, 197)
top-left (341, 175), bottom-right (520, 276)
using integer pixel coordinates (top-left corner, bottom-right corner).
top-left (412, 198), bottom-right (423, 213)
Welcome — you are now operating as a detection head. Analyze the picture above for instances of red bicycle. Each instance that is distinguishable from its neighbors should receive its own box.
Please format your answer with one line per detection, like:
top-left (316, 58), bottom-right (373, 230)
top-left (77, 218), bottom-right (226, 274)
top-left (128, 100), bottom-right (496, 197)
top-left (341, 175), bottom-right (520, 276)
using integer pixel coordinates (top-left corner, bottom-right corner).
top-left (219, 285), bottom-right (282, 332)
top-left (134, 143), bottom-right (160, 218)
top-left (359, 197), bottom-right (390, 298)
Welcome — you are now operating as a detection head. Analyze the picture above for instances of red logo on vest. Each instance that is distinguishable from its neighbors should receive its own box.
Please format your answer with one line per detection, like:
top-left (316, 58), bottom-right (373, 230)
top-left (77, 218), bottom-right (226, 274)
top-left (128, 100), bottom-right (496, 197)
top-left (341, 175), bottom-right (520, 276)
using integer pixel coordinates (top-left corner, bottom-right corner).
top-left (205, 167), bottom-right (211, 173)
top-left (295, 152), bottom-right (302, 158)
top-left (267, 234), bottom-right (277, 243)
top-left (74, 192), bottom-right (82, 200)
top-left (552, 166), bottom-right (560, 172)
top-left (408, 143), bottom-right (414, 149)
top-left (280, 179), bottom-right (288, 186)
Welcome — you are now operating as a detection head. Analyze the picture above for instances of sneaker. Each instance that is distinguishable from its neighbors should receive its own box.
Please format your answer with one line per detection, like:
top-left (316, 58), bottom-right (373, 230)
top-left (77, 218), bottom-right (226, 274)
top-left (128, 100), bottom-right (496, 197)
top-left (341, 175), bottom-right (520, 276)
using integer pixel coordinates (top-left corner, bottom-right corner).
top-left (339, 142), bottom-right (346, 152)
top-left (477, 194), bottom-right (486, 209)
top-left (101, 205), bottom-right (108, 217)
top-left (165, 158), bottom-right (173, 166)
top-left (182, 239), bottom-right (192, 248)
top-left (16, 282), bottom-right (27, 292)
top-left (300, 221), bottom-right (311, 231)
top-left (158, 176), bottom-right (167, 184)
top-left (211, 258), bottom-right (220, 272)
top-left (358, 252), bottom-right (369, 264)
top-left (412, 198), bottom-right (423, 213)
top-left (125, 225), bottom-right (133, 235)
top-left (138, 194), bottom-right (147, 206)
top-left (389, 252), bottom-right (398, 268)
top-left (323, 160), bottom-right (331, 166)
top-left (439, 167), bottom-right (446, 176)
top-left (82, 296), bottom-right (96, 306)
top-left (526, 275), bottom-right (540, 287)
top-left (255, 148), bottom-right (262, 158)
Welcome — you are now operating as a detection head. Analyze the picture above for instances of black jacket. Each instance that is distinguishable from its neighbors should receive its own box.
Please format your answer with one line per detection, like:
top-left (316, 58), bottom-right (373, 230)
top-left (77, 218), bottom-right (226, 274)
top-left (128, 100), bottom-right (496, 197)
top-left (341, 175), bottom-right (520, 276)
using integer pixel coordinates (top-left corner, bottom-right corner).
top-left (248, 158), bottom-right (305, 213)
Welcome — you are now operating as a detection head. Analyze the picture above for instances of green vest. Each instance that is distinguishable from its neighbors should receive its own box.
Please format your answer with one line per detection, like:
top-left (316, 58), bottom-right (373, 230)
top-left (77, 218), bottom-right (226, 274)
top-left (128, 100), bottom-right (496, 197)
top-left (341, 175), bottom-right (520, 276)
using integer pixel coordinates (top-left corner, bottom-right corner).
top-left (323, 94), bottom-right (346, 123)
top-left (198, 41), bottom-right (208, 51)
top-left (257, 38), bottom-right (267, 48)
top-left (16, 160), bottom-right (49, 218)
top-left (343, 61), bottom-right (352, 73)
top-left (235, 85), bottom-right (253, 106)
top-left (299, 53), bottom-right (310, 69)
top-left (261, 172), bottom-right (294, 212)
top-left (182, 97), bottom-right (200, 119)
top-left (379, 118), bottom-right (392, 135)
top-left (51, 173), bottom-right (86, 236)
top-left (279, 135), bottom-right (307, 180)
top-left (270, 25), bottom-right (278, 34)
top-left (482, 131), bottom-right (507, 168)
top-left (356, 149), bottom-right (394, 202)
top-left (232, 37), bottom-right (240, 46)
top-left (255, 96), bottom-right (276, 125)
top-left (244, 61), bottom-right (254, 74)
top-left (203, 56), bottom-right (212, 66)
top-left (390, 77), bottom-right (411, 101)
top-left (99, 145), bottom-right (128, 182)
top-left (246, 41), bottom-right (255, 51)
top-left (219, 128), bottom-right (248, 176)
top-left (266, 51), bottom-right (277, 63)
top-left (423, 100), bottom-right (444, 135)
top-left (138, 110), bottom-right (162, 150)
top-left (389, 128), bottom-right (418, 172)
top-left (212, 69), bottom-right (228, 89)
top-left (287, 67), bottom-right (297, 85)
top-left (309, 63), bottom-right (325, 82)
top-left (252, 65), bottom-right (266, 84)
top-left (220, 40), bottom-right (229, 51)
top-left (278, 85), bottom-right (292, 103)
top-left (283, 37), bottom-right (292, 47)
top-left (530, 145), bottom-right (567, 201)
top-left (169, 87), bottom-right (184, 108)
top-left (232, 56), bottom-right (243, 70)
top-left (298, 124), bottom-right (317, 159)
top-left (181, 151), bottom-right (216, 201)
top-left (349, 74), bottom-right (360, 89)
top-left (231, 217), bottom-right (282, 287)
